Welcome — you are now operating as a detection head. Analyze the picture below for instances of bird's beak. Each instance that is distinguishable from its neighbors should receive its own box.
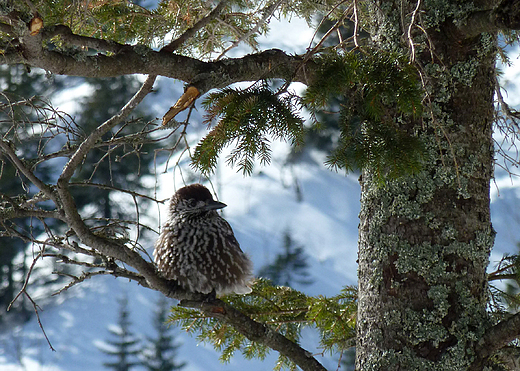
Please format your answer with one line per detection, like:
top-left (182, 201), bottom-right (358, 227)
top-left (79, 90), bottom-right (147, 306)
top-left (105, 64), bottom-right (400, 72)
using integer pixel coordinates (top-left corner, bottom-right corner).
top-left (205, 200), bottom-right (227, 210)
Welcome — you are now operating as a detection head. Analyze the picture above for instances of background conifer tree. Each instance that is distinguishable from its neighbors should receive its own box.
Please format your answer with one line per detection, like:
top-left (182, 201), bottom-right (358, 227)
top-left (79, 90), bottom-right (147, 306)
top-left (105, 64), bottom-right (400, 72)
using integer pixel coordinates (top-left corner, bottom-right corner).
top-left (99, 296), bottom-right (142, 371)
top-left (142, 297), bottom-right (186, 371)
top-left (0, 65), bottom-right (65, 324)
top-left (258, 230), bottom-right (313, 287)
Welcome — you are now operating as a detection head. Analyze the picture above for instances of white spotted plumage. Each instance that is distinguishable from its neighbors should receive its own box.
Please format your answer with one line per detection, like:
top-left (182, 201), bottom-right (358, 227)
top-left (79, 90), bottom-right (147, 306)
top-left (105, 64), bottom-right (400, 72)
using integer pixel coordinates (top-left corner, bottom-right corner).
top-left (154, 184), bottom-right (253, 295)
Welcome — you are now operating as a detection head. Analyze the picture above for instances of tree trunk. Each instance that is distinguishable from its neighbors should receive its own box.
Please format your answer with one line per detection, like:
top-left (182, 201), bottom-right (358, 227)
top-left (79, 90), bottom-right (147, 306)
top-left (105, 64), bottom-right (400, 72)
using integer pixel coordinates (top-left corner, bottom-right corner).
top-left (356, 1), bottom-right (497, 369)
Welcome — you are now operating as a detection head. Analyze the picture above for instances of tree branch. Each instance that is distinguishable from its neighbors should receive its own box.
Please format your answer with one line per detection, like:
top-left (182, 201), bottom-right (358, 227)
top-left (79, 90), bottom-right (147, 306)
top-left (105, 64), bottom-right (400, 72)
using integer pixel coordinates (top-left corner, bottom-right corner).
top-left (9, 28), bottom-right (312, 93)
top-left (472, 313), bottom-right (520, 368)
top-left (0, 139), bottom-right (57, 203)
top-left (41, 25), bottom-right (131, 54)
top-left (0, 207), bottom-right (63, 222)
top-left (59, 74), bottom-right (156, 182)
top-left (2, 17), bottom-right (323, 371)
top-left (180, 299), bottom-right (327, 371)
top-left (457, 0), bottom-right (520, 37)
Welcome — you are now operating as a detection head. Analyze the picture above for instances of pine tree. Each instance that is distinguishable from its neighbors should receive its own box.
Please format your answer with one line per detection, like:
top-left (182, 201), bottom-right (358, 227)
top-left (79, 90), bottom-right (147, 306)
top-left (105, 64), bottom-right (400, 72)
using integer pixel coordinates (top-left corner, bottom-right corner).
top-left (258, 230), bottom-right (313, 287)
top-left (142, 297), bottom-right (186, 371)
top-left (99, 296), bottom-right (142, 371)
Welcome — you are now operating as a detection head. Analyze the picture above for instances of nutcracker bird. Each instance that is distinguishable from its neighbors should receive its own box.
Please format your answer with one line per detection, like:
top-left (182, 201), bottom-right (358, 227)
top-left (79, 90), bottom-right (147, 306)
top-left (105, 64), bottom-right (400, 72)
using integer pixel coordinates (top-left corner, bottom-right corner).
top-left (154, 184), bottom-right (253, 295)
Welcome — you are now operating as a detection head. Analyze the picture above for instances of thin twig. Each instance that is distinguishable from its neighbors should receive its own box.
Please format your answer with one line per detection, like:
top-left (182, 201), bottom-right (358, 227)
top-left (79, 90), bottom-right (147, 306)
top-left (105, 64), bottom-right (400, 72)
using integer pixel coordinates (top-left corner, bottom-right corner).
top-left (407, 0), bottom-right (422, 62)
top-left (68, 182), bottom-right (163, 203)
top-left (216, 0), bottom-right (284, 60)
top-left (7, 248), bottom-right (56, 351)
top-left (162, 0), bottom-right (230, 53)
top-left (353, 0), bottom-right (360, 48)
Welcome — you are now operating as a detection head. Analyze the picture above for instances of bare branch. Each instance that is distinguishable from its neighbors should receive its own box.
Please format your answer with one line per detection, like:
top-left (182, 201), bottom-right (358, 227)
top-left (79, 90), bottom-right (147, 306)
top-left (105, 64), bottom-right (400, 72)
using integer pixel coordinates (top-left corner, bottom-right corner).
top-left (7, 248), bottom-right (56, 351)
top-left (0, 207), bottom-right (63, 222)
top-left (407, 0), bottom-right (422, 62)
top-left (52, 267), bottom-right (148, 296)
top-left (59, 74), bottom-right (156, 182)
top-left (0, 139), bottom-right (57, 202)
top-left (69, 182), bottom-right (163, 203)
top-left (8, 32), bottom-right (313, 92)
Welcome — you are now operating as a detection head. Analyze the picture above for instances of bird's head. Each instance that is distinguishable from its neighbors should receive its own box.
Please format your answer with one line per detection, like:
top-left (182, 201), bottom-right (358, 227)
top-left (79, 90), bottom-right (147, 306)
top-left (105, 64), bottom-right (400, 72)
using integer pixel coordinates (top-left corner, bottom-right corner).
top-left (170, 184), bottom-right (226, 216)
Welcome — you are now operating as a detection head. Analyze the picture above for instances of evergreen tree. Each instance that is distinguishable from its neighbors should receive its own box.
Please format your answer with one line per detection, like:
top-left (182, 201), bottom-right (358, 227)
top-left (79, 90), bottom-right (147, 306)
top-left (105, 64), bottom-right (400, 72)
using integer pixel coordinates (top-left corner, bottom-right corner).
top-left (258, 230), bottom-right (313, 287)
top-left (142, 297), bottom-right (186, 371)
top-left (99, 296), bottom-right (142, 371)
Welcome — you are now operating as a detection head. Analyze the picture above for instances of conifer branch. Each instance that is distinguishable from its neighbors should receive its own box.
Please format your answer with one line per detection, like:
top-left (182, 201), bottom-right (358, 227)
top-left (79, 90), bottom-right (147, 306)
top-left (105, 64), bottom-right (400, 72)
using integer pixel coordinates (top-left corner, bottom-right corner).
top-left (9, 25), bottom-right (312, 93)
top-left (179, 298), bottom-right (327, 371)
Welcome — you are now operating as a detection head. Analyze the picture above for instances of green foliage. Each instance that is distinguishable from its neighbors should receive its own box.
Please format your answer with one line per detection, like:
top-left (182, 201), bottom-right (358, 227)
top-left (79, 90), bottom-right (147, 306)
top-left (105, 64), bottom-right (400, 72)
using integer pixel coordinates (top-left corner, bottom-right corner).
top-left (303, 50), bottom-right (425, 181)
top-left (489, 252), bottom-right (520, 313)
top-left (193, 85), bottom-right (304, 175)
top-left (168, 279), bottom-right (356, 369)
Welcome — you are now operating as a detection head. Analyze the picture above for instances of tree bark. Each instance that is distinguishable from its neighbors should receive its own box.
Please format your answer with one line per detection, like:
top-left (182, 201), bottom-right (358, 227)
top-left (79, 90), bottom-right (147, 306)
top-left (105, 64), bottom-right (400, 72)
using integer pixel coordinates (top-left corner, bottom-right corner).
top-left (356, 1), bottom-right (497, 369)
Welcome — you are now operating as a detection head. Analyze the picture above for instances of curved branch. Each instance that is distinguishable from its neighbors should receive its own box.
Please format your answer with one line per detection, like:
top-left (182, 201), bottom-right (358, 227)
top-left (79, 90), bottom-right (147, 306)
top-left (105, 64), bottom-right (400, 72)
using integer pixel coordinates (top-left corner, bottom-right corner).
top-left (0, 139), bottom-right (57, 203)
top-left (180, 299), bottom-right (327, 371)
top-left (59, 74), bottom-right (156, 182)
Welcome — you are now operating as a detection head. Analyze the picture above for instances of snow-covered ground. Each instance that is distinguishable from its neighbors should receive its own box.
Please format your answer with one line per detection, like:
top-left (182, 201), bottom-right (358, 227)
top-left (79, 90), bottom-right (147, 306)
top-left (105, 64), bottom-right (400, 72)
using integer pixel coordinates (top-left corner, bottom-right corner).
top-left (1, 17), bottom-right (520, 371)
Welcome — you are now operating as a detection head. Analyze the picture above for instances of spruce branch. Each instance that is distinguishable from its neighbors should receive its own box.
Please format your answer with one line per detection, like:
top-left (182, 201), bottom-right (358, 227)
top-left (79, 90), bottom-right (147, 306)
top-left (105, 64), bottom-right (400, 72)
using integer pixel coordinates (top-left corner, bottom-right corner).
top-left (303, 50), bottom-right (424, 180)
top-left (170, 279), bottom-right (356, 370)
top-left (193, 85), bottom-right (304, 175)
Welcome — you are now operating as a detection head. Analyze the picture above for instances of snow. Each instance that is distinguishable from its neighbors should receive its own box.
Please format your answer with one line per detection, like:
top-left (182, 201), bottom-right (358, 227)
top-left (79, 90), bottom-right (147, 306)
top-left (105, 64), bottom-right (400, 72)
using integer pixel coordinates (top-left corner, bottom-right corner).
top-left (2, 15), bottom-right (520, 371)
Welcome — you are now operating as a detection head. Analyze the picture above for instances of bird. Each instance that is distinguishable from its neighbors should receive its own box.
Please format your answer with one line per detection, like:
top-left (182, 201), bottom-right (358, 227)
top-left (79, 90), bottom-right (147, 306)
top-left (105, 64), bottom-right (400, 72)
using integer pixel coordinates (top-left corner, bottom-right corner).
top-left (154, 183), bottom-right (253, 295)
